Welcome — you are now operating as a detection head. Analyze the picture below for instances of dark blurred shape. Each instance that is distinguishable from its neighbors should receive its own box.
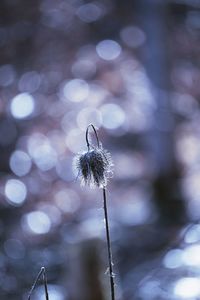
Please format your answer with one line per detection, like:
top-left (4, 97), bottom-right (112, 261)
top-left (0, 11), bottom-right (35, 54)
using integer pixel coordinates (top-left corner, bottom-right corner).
top-left (0, 64), bottom-right (16, 87)
top-left (4, 238), bottom-right (25, 260)
top-left (154, 171), bottom-right (187, 225)
top-left (68, 239), bottom-right (105, 300)
top-left (135, 0), bottom-right (188, 226)
top-left (0, 118), bottom-right (17, 147)
top-left (0, 117), bottom-right (17, 173)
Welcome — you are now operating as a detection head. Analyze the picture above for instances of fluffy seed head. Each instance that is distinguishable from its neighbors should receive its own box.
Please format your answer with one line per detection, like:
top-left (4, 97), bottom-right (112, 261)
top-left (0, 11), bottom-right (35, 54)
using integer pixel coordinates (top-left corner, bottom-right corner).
top-left (75, 146), bottom-right (113, 188)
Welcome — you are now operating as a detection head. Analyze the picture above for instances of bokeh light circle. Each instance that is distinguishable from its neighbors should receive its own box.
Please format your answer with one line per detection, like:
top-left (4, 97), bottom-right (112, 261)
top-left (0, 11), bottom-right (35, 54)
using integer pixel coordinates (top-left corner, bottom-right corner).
top-left (120, 25), bottom-right (146, 48)
top-left (23, 211), bottom-right (51, 234)
top-left (4, 239), bottom-right (25, 260)
top-left (5, 179), bottom-right (27, 206)
top-left (9, 150), bottom-right (32, 176)
top-left (100, 103), bottom-right (125, 129)
top-left (63, 79), bottom-right (89, 102)
top-left (34, 284), bottom-right (65, 300)
top-left (163, 249), bottom-right (183, 269)
top-left (27, 133), bottom-right (57, 171)
top-left (18, 71), bottom-right (41, 93)
top-left (173, 277), bottom-right (200, 299)
top-left (96, 40), bottom-right (121, 61)
top-left (76, 107), bottom-right (102, 129)
top-left (77, 3), bottom-right (103, 23)
top-left (10, 93), bottom-right (35, 119)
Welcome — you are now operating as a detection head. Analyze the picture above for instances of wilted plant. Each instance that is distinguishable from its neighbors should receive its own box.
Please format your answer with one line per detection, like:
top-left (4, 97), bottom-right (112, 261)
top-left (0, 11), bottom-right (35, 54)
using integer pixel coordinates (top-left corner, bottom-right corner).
top-left (74, 124), bottom-right (115, 300)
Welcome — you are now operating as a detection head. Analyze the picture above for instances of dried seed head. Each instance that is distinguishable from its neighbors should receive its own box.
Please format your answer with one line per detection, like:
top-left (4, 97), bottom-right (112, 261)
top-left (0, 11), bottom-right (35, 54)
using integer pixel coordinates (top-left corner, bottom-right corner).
top-left (75, 146), bottom-right (113, 188)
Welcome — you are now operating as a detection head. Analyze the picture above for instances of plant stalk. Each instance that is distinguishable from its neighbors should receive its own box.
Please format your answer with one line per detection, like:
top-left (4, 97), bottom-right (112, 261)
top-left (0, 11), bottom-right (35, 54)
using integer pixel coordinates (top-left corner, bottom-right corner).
top-left (103, 187), bottom-right (115, 300)
top-left (42, 267), bottom-right (49, 300)
top-left (28, 267), bottom-right (49, 300)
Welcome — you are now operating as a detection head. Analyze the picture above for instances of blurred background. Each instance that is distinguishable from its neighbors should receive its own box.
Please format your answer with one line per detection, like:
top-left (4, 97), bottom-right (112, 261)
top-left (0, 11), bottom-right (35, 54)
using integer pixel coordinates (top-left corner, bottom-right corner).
top-left (0, 0), bottom-right (200, 299)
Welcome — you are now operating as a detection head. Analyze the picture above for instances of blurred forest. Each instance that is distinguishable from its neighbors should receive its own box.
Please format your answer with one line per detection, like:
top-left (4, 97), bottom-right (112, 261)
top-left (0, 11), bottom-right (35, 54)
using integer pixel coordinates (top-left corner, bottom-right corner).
top-left (0, 0), bottom-right (200, 299)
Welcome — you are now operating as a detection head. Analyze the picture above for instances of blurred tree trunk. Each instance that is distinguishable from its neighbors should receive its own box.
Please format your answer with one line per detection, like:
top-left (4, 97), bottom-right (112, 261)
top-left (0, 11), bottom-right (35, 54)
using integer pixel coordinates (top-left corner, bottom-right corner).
top-left (68, 239), bottom-right (105, 300)
top-left (136, 0), bottom-right (187, 225)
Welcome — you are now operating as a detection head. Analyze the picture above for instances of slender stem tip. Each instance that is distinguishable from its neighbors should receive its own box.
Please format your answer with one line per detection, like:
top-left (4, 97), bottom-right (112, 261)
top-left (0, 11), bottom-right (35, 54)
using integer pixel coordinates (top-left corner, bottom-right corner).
top-left (86, 124), bottom-right (100, 149)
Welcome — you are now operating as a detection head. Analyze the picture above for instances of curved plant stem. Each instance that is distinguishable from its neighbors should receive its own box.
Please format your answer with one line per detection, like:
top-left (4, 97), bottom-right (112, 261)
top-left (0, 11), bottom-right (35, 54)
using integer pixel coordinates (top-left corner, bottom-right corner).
top-left (103, 187), bottom-right (115, 300)
top-left (28, 267), bottom-right (49, 300)
top-left (86, 124), bottom-right (100, 150)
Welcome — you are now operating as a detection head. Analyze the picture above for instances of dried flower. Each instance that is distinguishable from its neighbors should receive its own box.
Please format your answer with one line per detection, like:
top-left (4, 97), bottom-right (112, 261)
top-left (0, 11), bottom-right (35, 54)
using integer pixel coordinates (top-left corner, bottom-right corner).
top-left (75, 145), bottom-right (113, 188)
top-left (75, 124), bottom-right (116, 300)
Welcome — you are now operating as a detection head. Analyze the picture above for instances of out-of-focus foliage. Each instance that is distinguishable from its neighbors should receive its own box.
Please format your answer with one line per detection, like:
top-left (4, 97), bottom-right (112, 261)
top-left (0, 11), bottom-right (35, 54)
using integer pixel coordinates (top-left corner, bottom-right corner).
top-left (0, 0), bottom-right (200, 299)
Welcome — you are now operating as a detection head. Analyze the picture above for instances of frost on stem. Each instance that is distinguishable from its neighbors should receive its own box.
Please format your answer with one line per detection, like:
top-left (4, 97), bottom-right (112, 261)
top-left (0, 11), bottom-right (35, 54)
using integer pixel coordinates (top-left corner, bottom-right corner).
top-left (74, 125), bottom-right (113, 188)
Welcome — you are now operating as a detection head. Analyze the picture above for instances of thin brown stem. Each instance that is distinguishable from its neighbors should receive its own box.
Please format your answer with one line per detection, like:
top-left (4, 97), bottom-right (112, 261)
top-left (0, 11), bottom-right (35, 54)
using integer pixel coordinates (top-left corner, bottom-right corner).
top-left (103, 187), bottom-right (115, 300)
